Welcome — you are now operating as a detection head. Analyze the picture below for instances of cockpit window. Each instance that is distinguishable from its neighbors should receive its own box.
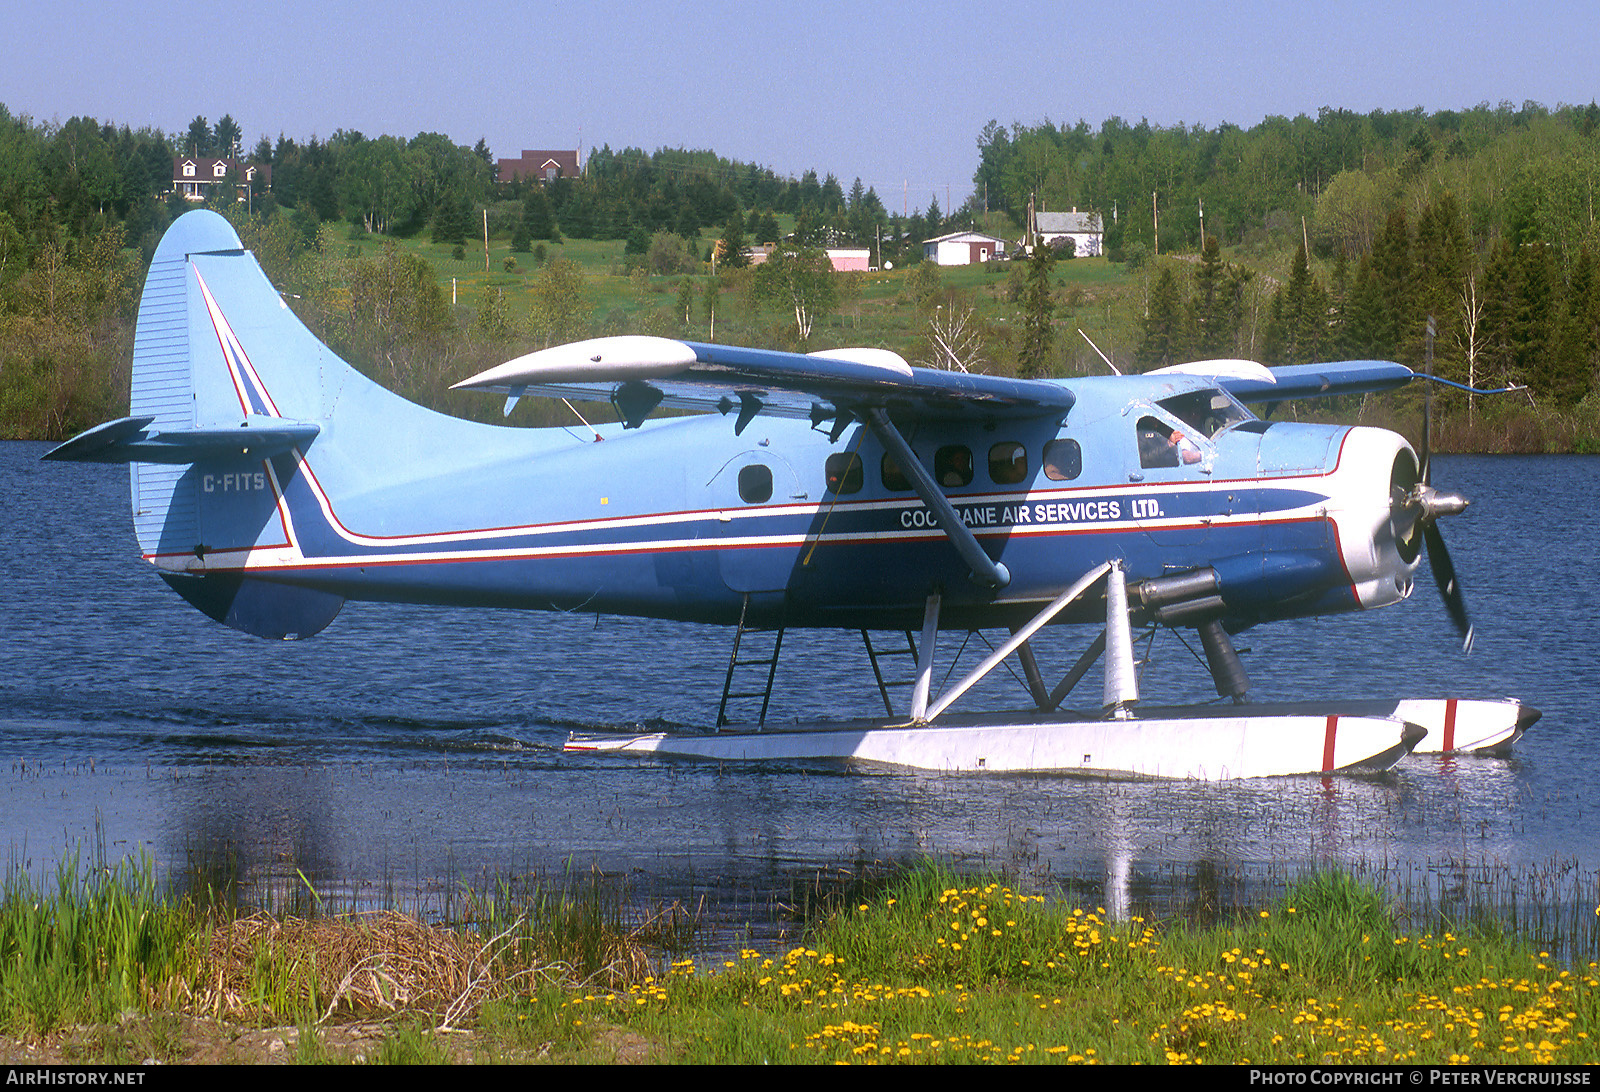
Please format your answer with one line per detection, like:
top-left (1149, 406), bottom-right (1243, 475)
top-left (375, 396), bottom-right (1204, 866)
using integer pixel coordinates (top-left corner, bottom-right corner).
top-left (1156, 388), bottom-right (1251, 438)
top-left (1138, 416), bottom-right (1202, 468)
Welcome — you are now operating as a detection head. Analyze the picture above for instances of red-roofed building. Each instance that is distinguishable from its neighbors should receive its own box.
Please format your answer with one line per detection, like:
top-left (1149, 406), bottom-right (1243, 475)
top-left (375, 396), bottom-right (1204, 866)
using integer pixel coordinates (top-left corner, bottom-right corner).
top-left (497, 149), bottom-right (581, 183)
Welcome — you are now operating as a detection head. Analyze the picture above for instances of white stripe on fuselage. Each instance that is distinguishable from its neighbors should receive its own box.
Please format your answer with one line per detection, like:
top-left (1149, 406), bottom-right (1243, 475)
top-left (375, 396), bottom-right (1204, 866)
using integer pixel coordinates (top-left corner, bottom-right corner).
top-left (151, 474), bottom-right (1334, 574)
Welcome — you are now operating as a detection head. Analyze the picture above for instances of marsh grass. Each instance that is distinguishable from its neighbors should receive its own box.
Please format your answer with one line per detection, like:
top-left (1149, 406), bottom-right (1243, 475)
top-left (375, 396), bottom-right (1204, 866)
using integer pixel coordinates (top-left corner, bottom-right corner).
top-left (559, 863), bottom-right (1600, 1064)
top-left (5, 852), bottom-right (1600, 1063)
top-left (0, 853), bottom-right (190, 1032)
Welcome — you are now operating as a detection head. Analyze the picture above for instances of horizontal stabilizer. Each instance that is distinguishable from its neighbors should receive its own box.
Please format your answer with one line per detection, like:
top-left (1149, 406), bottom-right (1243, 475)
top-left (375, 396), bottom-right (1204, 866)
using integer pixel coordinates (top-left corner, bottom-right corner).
top-left (44, 415), bottom-right (320, 464)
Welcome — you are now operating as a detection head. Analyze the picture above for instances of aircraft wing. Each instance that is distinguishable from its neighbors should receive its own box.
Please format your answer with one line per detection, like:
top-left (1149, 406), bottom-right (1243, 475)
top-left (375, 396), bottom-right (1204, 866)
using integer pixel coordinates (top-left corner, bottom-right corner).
top-left (452, 336), bottom-right (1075, 428)
top-left (1214, 360), bottom-right (1415, 403)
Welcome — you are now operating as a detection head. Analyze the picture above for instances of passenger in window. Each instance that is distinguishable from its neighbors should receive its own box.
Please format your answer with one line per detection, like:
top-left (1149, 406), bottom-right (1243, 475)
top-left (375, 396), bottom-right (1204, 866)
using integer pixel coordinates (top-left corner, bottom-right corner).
top-left (826, 452), bottom-right (863, 494)
top-left (1042, 439), bottom-right (1081, 481)
top-left (988, 442), bottom-right (1027, 485)
top-left (936, 446), bottom-right (973, 487)
top-left (881, 453), bottom-right (911, 491)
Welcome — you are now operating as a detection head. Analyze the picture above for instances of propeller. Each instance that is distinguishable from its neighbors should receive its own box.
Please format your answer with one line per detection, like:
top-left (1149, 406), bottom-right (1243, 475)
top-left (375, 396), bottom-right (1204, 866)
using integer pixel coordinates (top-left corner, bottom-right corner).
top-left (1389, 317), bottom-right (1474, 652)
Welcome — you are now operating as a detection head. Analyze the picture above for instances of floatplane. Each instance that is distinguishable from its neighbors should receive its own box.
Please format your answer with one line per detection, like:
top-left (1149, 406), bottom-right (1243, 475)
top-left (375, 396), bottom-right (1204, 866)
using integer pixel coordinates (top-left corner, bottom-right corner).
top-left (46, 211), bottom-right (1536, 779)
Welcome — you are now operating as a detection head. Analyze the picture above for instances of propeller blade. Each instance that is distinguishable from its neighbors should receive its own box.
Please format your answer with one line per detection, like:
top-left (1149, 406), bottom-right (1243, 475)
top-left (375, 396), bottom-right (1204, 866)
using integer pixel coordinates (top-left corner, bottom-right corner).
top-left (1389, 450), bottom-right (1424, 564)
top-left (1421, 316), bottom-right (1436, 485)
top-left (1423, 522), bottom-right (1473, 652)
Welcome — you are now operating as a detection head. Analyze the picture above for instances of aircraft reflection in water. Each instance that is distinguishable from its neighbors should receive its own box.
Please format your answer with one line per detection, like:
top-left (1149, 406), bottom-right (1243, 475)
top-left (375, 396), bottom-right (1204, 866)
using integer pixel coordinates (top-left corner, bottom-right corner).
top-left (47, 211), bottom-right (1536, 778)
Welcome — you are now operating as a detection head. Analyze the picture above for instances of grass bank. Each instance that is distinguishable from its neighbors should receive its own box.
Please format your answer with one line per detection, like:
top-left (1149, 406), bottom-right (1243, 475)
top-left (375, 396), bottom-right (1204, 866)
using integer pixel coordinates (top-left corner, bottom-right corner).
top-left (2, 857), bottom-right (1597, 1064)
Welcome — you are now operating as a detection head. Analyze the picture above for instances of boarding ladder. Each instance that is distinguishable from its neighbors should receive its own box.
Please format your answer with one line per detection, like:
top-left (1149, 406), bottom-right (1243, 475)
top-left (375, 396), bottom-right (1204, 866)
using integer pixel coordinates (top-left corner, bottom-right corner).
top-left (716, 595), bottom-right (786, 729)
top-left (861, 630), bottom-right (921, 717)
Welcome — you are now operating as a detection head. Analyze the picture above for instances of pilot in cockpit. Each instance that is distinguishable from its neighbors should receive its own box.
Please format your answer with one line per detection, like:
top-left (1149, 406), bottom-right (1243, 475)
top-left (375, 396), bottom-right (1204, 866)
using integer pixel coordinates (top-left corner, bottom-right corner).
top-left (1137, 415), bottom-right (1201, 468)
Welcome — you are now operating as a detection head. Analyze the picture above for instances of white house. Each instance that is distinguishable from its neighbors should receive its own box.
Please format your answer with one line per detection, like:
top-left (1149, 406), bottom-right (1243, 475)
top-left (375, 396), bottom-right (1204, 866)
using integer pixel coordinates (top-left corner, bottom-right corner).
top-left (1034, 209), bottom-right (1104, 257)
top-left (922, 230), bottom-right (1008, 266)
top-left (171, 158), bottom-right (271, 202)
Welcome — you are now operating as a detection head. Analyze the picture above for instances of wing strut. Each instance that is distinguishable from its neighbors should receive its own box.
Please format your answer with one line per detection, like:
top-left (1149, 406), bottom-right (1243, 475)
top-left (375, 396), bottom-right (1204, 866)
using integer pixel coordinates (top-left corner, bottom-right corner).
top-left (865, 408), bottom-right (1010, 590)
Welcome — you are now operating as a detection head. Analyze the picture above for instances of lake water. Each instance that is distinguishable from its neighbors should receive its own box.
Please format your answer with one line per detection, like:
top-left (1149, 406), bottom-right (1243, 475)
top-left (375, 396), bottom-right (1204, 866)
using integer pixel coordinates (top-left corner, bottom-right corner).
top-left (3, 440), bottom-right (1598, 938)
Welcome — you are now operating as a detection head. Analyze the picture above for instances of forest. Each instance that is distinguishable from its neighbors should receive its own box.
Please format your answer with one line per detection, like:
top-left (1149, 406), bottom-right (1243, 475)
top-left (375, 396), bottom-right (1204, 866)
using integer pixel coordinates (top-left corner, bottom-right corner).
top-left (2, 100), bottom-right (1599, 449)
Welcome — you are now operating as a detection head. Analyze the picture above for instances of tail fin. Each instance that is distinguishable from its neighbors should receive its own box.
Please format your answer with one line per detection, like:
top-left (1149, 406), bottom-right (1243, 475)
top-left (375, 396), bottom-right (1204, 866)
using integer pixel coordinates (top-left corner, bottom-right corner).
top-left (45, 210), bottom-right (347, 637)
top-left (49, 210), bottom-right (546, 638)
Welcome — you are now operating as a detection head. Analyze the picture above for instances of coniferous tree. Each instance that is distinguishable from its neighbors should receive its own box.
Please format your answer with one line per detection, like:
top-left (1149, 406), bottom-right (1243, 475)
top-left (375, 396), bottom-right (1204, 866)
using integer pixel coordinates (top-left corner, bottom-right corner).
top-left (214, 115), bottom-right (242, 159)
top-left (431, 194), bottom-right (467, 245)
top-left (717, 214), bottom-right (749, 270)
top-left (1369, 209), bottom-right (1415, 363)
top-left (1340, 254), bottom-right (1388, 360)
top-left (1413, 194), bottom-right (1471, 380)
top-left (522, 187), bottom-right (554, 241)
top-left (1190, 237), bottom-right (1238, 358)
top-left (1016, 243), bottom-right (1056, 378)
top-left (1564, 247), bottom-right (1600, 402)
top-left (1479, 240), bottom-right (1521, 389)
top-left (185, 116), bottom-right (212, 156)
top-left (1264, 243), bottom-right (1331, 366)
top-left (1517, 242), bottom-right (1567, 401)
top-left (1139, 265), bottom-right (1188, 368)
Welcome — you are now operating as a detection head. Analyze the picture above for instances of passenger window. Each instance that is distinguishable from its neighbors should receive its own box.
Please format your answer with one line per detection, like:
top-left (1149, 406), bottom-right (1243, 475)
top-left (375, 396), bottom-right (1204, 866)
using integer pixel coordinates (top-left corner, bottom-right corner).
top-left (934, 445), bottom-right (973, 488)
top-left (738, 463), bottom-right (772, 503)
top-left (881, 452), bottom-right (912, 491)
top-left (1042, 438), bottom-right (1082, 481)
top-left (825, 452), bottom-right (863, 495)
top-left (988, 442), bottom-right (1027, 485)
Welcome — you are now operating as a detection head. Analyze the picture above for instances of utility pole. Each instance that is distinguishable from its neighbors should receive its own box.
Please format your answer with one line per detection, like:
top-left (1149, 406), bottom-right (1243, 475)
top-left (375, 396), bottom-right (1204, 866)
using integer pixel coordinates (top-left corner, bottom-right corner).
top-left (1152, 191), bottom-right (1159, 257)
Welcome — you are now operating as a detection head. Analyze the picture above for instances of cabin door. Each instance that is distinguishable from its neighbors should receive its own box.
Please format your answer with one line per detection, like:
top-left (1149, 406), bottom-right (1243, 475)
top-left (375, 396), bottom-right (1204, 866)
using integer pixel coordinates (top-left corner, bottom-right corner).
top-left (706, 450), bottom-right (806, 593)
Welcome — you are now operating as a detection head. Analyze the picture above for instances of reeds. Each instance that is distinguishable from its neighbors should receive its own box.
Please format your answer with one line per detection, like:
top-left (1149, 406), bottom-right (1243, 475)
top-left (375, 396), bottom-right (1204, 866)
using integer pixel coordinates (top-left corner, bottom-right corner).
top-left (0, 852), bottom-right (699, 1036)
top-left (0, 852), bottom-right (190, 1032)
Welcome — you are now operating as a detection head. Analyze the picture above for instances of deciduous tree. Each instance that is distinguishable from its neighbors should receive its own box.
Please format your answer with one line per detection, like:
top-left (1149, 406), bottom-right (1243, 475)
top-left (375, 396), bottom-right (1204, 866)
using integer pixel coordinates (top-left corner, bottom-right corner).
top-left (751, 245), bottom-right (837, 342)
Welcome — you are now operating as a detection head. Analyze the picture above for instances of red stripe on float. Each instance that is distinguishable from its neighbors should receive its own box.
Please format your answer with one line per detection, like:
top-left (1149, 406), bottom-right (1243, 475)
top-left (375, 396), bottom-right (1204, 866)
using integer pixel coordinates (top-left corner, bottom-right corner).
top-left (1443, 698), bottom-right (1458, 752)
top-left (1322, 715), bottom-right (1339, 772)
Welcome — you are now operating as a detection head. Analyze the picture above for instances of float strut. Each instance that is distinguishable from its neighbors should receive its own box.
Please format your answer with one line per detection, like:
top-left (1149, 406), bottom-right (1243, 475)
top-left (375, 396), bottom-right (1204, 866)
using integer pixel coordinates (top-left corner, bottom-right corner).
top-left (909, 591), bottom-right (942, 721)
top-left (1013, 634), bottom-right (1051, 710)
top-left (1103, 560), bottom-right (1139, 718)
top-left (923, 562), bottom-right (1112, 722)
top-left (1046, 630), bottom-right (1107, 712)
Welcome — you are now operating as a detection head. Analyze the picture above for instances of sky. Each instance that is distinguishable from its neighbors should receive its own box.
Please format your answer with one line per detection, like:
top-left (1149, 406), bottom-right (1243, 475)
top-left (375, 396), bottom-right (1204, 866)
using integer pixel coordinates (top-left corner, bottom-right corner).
top-left (8, 0), bottom-right (1600, 212)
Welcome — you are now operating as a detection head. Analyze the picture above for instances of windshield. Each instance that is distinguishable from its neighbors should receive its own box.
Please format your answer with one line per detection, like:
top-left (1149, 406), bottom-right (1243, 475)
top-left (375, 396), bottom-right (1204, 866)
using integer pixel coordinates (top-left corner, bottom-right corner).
top-left (1156, 388), bottom-right (1252, 438)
